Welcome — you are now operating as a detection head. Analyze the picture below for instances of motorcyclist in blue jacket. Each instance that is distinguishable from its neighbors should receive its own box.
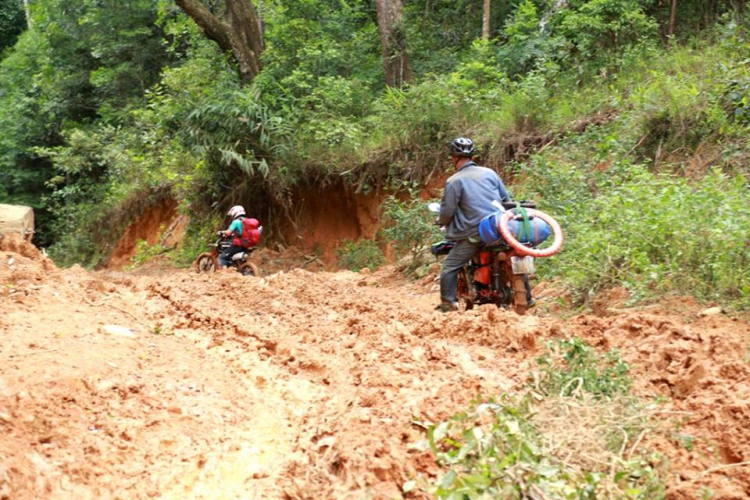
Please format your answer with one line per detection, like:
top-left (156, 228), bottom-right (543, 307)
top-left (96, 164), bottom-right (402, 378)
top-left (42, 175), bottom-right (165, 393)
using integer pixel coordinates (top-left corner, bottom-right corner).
top-left (438, 137), bottom-right (532, 312)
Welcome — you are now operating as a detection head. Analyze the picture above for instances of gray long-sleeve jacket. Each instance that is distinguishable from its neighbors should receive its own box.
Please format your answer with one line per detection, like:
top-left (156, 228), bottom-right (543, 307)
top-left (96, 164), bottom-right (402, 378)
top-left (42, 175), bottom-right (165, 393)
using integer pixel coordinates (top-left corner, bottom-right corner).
top-left (439, 162), bottom-right (511, 241)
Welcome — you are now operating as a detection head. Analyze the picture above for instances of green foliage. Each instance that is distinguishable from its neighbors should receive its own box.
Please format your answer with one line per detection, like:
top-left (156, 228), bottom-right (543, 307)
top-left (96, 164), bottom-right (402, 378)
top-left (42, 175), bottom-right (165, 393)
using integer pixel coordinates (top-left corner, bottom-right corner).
top-left (125, 233), bottom-right (168, 271)
top-left (426, 397), bottom-right (664, 499)
top-left (0, 0), bottom-right (24, 54)
top-left (423, 338), bottom-right (665, 499)
top-left (518, 156), bottom-right (750, 308)
top-left (428, 397), bottom-right (575, 499)
top-left (498, 0), bottom-right (658, 77)
top-left (32, 0), bottom-right (170, 122)
top-left (336, 239), bottom-right (383, 272)
top-left (172, 214), bottom-right (221, 267)
top-left (555, 0), bottom-right (658, 64)
top-left (379, 195), bottom-right (442, 265)
top-left (534, 338), bottom-right (631, 398)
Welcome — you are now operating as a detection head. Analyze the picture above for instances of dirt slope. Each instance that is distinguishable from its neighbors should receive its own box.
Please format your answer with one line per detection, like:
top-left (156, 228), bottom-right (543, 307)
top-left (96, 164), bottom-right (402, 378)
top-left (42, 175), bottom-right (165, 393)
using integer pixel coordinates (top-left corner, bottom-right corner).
top-left (1, 238), bottom-right (749, 499)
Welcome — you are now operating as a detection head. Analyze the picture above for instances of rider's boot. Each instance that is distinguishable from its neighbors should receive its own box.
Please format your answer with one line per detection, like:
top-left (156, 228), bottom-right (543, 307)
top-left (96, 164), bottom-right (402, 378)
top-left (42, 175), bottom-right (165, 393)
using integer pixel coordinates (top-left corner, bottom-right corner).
top-left (436, 301), bottom-right (459, 313)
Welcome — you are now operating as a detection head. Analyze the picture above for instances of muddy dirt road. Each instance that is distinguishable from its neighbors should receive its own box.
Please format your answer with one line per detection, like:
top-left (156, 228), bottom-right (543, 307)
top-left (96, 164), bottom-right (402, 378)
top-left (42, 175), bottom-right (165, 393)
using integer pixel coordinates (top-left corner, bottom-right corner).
top-left (2, 237), bottom-right (750, 499)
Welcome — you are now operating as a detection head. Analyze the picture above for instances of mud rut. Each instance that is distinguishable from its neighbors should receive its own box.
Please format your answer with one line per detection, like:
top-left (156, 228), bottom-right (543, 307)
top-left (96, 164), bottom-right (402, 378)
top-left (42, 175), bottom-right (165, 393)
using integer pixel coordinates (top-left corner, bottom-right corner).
top-left (2, 245), bottom-right (750, 499)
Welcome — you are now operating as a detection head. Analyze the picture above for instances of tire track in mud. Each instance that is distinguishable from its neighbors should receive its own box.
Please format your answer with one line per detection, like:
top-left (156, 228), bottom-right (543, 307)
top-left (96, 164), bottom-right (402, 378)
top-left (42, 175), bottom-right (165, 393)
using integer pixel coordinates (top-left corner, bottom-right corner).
top-left (139, 280), bottom-right (316, 500)
top-left (139, 269), bottom-right (546, 499)
top-left (142, 270), bottom-right (750, 499)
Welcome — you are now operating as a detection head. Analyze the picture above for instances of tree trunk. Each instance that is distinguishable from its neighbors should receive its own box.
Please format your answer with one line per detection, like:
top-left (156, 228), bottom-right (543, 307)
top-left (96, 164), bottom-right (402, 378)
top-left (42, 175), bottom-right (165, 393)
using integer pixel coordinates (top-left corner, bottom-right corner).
top-left (374, 0), bottom-right (412, 88)
top-left (668, 0), bottom-right (677, 39)
top-left (226, 0), bottom-right (263, 80)
top-left (731, 0), bottom-right (745, 19)
top-left (175, 0), bottom-right (263, 84)
top-left (23, 0), bottom-right (32, 27)
top-left (538, 0), bottom-right (568, 33)
top-left (482, 0), bottom-right (491, 41)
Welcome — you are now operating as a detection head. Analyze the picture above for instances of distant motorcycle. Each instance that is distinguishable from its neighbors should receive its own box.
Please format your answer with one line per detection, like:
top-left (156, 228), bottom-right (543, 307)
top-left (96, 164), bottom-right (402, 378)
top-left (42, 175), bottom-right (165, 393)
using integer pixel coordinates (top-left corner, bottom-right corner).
top-left (193, 234), bottom-right (260, 276)
top-left (430, 201), bottom-right (563, 315)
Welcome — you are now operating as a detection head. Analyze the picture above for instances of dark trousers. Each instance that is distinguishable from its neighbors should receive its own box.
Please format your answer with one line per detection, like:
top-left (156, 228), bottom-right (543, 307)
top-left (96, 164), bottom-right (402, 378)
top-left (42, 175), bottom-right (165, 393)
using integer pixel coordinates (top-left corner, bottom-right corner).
top-left (440, 239), bottom-right (534, 303)
top-left (440, 239), bottom-right (482, 303)
top-left (219, 244), bottom-right (245, 268)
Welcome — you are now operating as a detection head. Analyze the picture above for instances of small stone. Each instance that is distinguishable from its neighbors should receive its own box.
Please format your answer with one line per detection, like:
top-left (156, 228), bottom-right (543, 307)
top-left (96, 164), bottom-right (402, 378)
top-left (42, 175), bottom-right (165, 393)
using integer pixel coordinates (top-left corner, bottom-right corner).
top-left (100, 325), bottom-right (136, 338)
top-left (699, 306), bottom-right (724, 317)
top-left (96, 380), bottom-right (116, 393)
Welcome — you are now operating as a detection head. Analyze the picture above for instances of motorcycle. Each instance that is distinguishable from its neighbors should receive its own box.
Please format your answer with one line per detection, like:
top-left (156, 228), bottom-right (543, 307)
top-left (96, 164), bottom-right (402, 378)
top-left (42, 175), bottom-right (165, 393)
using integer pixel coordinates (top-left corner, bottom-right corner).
top-left (193, 233), bottom-right (261, 276)
top-left (430, 201), bottom-right (563, 315)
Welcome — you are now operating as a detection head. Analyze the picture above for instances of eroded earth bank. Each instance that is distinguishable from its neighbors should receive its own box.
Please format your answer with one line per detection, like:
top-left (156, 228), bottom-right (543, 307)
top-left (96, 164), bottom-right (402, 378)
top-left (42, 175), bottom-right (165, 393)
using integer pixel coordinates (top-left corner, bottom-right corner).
top-left (2, 236), bottom-right (749, 499)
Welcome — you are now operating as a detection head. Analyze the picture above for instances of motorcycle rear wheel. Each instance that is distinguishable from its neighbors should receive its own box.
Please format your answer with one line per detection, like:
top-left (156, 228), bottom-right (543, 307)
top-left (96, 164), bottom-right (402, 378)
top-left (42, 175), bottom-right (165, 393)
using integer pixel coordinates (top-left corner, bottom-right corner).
top-left (194, 253), bottom-right (218, 273)
top-left (457, 267), bottom-right (474, 310)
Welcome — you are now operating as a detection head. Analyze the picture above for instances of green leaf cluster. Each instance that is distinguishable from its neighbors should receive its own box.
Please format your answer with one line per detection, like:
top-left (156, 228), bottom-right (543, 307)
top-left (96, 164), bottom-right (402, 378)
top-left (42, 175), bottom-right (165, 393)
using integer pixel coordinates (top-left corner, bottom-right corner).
top-left (336, 238), bottom-right (384, 272)
top-left (534, 338), bottom-right (631, 398)
top-left (380, 194), bottom-right (442, 265)
top-left (423, 338), bottom-right (664, 499)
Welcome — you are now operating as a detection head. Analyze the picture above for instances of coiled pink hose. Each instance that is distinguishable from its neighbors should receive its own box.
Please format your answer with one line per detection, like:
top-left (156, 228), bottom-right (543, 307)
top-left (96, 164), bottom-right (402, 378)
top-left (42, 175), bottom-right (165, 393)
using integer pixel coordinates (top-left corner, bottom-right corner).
top-left (498, 208), bottom-right (564, 258)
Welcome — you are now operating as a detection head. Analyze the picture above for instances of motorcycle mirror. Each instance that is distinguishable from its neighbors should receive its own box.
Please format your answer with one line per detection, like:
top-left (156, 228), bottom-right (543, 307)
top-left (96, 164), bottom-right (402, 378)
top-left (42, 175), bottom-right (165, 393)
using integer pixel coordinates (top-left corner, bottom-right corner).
top-left (427, 202), bottom-right (441, 213)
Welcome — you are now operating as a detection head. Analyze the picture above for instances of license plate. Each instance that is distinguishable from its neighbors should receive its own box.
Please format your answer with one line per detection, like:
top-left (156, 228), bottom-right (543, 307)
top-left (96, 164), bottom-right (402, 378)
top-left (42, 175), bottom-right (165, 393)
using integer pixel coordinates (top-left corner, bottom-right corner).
top-left (511, 256), bottom-right (535, 274)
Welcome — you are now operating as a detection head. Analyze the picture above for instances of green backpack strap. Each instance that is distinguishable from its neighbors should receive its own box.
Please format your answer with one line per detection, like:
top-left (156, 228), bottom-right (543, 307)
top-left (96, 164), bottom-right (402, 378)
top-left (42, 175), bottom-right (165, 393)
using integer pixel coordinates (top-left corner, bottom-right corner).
top-left (515, 201), bottom-right (532, 243)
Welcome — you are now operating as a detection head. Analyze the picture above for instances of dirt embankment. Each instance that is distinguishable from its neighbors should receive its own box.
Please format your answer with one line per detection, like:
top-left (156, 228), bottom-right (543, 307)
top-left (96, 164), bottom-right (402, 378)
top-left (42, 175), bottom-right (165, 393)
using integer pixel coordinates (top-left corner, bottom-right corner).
top-left (2, 238), bottom-right (750, 499)
top-left (106, 176), bottom-right (452, 271)
top-left (107, 198), bottom-right (187, 269)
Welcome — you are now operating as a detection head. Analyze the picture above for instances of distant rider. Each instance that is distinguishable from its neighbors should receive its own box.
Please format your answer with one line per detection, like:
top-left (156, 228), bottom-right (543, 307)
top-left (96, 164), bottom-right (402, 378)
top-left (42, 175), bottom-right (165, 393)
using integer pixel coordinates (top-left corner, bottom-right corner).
top-left (219, 205), bottom-right (260, 268)
top-left (437, 137), bottom-right (532, 312)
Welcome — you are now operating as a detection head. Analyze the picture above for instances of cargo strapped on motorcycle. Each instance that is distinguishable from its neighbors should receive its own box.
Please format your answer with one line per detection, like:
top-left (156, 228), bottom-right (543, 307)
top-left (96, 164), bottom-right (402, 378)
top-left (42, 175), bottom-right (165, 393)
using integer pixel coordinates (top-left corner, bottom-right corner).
top-left (514, 202), bottom-right (533, 245)
top-left (478, 205), bottom-right (550, 247)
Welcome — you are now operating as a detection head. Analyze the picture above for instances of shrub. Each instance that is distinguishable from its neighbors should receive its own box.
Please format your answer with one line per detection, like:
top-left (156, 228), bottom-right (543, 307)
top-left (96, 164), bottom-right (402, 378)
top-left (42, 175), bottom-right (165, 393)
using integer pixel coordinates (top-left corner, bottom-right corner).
top-left (379, 195), bottom-right (442, 267)
top-left (420, 338), bottom-right (664, 499)
top-left (336, 239), bottom-right (383, 272)
top-left (516, 158), bottom-right (750, 310)
top-left (533, 337), bottom-right (631, 398)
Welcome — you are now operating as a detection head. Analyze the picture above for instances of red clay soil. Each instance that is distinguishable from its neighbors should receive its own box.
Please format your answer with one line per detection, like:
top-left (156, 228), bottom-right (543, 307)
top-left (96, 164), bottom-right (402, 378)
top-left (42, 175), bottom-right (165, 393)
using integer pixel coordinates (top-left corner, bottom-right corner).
top-left (107, 198), bottom-right (184, 269)
top-left (277, 181), bottom-right (383, 264)
top-left (1, 239), bottom-right (749, 499)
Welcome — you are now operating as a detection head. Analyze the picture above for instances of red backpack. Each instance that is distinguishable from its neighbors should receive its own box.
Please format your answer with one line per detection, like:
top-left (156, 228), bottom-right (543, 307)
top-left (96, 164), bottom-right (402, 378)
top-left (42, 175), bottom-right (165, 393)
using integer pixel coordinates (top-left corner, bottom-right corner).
top-left (236, 217), bottom-right (260, 248)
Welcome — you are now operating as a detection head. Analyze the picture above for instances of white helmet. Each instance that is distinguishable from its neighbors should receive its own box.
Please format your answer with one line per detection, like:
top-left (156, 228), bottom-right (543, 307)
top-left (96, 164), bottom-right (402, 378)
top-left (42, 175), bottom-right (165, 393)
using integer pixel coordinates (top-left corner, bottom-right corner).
top-left (227, 205), bottom-right (246, 219)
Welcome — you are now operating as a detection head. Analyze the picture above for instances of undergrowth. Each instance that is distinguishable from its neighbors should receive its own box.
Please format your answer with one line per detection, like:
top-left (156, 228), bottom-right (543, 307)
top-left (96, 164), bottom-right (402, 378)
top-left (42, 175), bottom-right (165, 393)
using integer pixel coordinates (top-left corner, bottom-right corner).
top-left (336, 239), bottom-right (383, 272)
top-left (419, 338), bottom-right (665, 500)
top-left (379, 195), bottom-right (442, 274)
top-left (516, 157), bottom-right (750, 310)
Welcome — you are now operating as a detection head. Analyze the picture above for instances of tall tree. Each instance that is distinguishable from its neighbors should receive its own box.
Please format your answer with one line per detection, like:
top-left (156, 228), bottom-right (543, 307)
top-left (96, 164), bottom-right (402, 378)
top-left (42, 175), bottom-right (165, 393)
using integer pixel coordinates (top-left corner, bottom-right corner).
top-left (175, 0), bottom-right (263, 84)
top-left (482, 0), bottom-right (491, 41)
top-left (374, 0), bottom-right (411, 88)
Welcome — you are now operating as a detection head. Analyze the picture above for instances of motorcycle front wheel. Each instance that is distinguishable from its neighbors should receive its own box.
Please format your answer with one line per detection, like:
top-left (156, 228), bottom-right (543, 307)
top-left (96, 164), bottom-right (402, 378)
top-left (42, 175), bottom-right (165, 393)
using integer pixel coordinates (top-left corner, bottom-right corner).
top-left (194, 253), bottom-right (218, 273)
top-left (239, 262), bottom-right (260, 277)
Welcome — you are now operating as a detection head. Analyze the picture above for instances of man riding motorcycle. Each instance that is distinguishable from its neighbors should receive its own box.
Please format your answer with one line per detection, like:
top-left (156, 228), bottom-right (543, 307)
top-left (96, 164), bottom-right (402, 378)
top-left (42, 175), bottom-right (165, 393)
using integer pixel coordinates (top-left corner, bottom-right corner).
top-left (437, 137), bottom-right (532, 312)
top-left (219, 205), bottom-right (260, 268)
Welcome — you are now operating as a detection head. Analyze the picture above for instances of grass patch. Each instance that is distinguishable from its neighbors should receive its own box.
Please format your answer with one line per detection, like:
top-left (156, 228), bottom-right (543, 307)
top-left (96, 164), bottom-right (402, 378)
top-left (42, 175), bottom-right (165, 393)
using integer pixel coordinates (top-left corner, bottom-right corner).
top-left (417, 338), bottom-right (666, 499)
